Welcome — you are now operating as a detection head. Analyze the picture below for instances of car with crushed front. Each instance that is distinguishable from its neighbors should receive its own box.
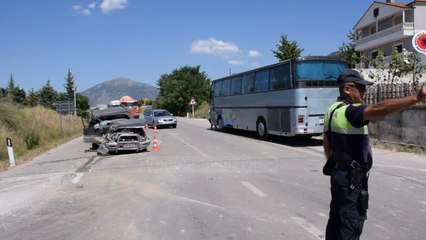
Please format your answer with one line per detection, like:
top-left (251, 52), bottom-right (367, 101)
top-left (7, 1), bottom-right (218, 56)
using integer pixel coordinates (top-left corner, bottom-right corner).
top-left (83, 107), bottom-right (134, 149)
top-left (96, 119), bottom-right (151, 155)
top-left (143, 109), bottom-right (177, 128)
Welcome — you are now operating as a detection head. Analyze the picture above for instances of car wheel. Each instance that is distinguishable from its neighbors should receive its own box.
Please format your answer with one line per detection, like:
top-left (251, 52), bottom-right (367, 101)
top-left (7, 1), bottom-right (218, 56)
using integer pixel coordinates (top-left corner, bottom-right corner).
top-left (172, 124), bottom-right (177, 128)
top-left (256, 118), bottom-right (269, 140)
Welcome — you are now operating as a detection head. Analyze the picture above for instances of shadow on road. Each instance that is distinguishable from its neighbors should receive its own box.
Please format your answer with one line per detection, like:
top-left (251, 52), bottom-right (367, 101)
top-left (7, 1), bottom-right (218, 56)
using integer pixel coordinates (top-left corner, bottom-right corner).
top-left (207, 128), bottom-right (323, 147)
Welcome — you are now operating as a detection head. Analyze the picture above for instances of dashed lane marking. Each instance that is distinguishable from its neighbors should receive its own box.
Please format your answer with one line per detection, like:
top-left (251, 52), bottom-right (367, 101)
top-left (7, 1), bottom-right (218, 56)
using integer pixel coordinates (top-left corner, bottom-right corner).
top-left (241, 181), bottom-right (268, 198)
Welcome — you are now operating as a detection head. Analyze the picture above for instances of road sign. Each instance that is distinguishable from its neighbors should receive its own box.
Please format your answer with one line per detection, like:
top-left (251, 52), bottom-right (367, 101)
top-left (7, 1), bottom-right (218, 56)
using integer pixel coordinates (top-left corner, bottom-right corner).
top-left (412, 31), bottom-right (426, 55)
top-left (189, 97), bottom-right (197, 106)
top-left (52, 101), bottom-right (76, 113)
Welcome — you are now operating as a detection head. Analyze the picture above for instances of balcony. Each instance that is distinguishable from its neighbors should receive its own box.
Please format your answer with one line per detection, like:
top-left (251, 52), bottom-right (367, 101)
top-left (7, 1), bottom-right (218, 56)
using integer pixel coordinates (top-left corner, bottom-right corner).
top-left (355, 22), bottom-right (414, 51)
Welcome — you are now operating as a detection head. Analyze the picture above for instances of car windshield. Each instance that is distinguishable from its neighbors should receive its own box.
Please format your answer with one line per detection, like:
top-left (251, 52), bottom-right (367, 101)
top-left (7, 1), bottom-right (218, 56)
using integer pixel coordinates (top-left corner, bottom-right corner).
top-left (154, 111), bottom-right (170, 117)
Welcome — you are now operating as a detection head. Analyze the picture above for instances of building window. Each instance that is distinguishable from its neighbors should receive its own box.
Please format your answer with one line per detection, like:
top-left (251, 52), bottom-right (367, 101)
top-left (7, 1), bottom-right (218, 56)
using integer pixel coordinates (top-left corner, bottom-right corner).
top-left (394, 44), bottom-right (403, 53)
top-left (371, 51), bottom-right (378, 59)
top-left (370, 25), bottom-right (377, 35)
top-left (394, 14), bottom-right (403, 25)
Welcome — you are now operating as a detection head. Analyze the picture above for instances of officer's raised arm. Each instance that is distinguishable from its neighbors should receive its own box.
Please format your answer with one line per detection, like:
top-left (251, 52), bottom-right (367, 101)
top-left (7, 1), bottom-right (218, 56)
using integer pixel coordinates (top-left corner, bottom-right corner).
top-left (363, 85), bottom-right (426, 121)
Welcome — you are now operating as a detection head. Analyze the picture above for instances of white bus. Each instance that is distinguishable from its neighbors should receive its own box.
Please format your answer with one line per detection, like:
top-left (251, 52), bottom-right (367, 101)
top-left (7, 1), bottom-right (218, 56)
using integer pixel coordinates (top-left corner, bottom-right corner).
top-left (209, 56), bottom-right (348, 139)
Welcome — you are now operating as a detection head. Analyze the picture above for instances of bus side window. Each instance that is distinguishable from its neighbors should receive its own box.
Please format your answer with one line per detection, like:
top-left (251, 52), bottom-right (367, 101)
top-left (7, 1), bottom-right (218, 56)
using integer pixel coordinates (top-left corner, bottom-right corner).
top-left (254, 69), bottom-right (269, 92)
top-left (270, 64), bottom-right (291, 90)
top-left (214, 81), bottom-right (223, 96)
top-left (231, 76), bottom-right (242, 95)
top-left (242, 73), bottom-right (254, 94)
top-left (222, 79), bottom-right (231, 96)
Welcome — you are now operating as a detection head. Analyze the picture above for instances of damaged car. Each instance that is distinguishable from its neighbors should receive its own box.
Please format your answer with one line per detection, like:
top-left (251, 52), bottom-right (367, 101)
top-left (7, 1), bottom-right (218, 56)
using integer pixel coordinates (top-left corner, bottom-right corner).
top-left (97, 119), bottom-right (151, 155)
top-left (83, 107), bottom-right (134, 149)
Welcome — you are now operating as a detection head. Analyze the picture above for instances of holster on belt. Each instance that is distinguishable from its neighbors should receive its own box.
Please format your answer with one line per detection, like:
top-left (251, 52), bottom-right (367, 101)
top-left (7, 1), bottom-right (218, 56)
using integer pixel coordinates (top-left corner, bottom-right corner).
top-left (349, 160), bottom-right (369, 211)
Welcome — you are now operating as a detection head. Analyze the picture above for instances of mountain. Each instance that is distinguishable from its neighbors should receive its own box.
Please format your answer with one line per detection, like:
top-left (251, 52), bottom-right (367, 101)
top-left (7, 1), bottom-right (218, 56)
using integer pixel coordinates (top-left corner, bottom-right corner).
top-left (81, 77), bottom-right (159, 107)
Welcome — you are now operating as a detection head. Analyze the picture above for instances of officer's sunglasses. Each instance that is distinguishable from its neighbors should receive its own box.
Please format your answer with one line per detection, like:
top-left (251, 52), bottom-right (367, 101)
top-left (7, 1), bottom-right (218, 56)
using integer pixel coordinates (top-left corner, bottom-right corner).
top-left (346, 83), bottom-right (367, 92)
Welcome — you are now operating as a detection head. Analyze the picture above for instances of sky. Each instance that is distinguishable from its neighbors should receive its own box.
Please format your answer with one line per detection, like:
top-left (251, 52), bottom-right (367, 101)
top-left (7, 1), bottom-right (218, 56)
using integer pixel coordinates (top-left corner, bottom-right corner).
top-left (0, 0), bottom-right (376, 93)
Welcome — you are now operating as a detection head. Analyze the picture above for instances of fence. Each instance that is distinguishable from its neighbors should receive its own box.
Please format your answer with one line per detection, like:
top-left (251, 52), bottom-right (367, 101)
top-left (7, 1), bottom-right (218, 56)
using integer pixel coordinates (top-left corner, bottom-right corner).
top-left (364, 81), bottom-right (426, 147)
top-left (364, 81), bottom-right (426, 105)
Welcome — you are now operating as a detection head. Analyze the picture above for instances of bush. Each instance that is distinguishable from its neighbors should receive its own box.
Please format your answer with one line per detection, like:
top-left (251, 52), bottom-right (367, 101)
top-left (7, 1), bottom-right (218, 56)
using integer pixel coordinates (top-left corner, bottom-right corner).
top-left (24, 130), bottom-right (40, 150)
top-left (194, 101), bottom-right (210, 119)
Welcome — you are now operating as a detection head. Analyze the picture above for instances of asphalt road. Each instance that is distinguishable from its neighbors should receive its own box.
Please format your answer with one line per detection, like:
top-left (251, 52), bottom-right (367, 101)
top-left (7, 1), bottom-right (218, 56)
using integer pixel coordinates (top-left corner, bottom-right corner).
top-left (0, 117), bottom-right (425, 240)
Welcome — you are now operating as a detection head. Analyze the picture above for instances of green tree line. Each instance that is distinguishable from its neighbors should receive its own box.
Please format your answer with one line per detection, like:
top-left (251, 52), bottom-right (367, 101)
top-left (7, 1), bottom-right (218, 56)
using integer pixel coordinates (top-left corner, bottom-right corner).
top-left (0, 69), bottom-right (90, 117)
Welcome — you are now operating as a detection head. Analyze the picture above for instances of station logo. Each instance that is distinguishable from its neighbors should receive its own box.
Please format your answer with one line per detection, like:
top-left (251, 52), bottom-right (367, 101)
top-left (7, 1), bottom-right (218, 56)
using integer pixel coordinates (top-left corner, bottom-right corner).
top-left (412, 31), bottom-right (426, 55)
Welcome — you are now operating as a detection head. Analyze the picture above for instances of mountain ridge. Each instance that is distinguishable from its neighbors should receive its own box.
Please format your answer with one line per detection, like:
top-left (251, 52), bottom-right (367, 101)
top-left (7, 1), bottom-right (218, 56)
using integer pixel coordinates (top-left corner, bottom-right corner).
top-left (81, 77), bottom-right (159, 107)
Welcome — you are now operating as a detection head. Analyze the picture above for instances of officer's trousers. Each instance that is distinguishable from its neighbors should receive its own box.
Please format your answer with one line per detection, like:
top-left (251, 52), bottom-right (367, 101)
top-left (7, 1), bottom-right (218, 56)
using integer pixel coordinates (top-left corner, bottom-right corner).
top-left (325, 169), bottom-right (367, 240)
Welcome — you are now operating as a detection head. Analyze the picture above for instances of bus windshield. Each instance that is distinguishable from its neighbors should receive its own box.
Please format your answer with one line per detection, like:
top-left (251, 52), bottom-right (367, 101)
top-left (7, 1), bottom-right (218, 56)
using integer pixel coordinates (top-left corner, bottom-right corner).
top-left (295, 60), bottom-right (347, 81)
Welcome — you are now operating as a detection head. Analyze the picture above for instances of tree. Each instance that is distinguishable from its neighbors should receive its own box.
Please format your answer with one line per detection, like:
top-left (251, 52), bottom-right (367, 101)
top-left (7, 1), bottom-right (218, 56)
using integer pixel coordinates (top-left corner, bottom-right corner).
top-left (156, 65), bottom-right (210, 116)
top-left (38, 80), bottom-right (58, 108)
top-left (64, 69), bottom-right (75, 100)
top-left (367, 48), bottom-right (425, 83)
top-left (6, 74), bottom-right (26, 104)
top-left (338, 31), bottom-right (362, 68)
top-left (272, 34), bottom-right (304, 61)
top-left (76, 93), bottom-right (90, 118)
top-left (27, 88), bottom-right (38, 107)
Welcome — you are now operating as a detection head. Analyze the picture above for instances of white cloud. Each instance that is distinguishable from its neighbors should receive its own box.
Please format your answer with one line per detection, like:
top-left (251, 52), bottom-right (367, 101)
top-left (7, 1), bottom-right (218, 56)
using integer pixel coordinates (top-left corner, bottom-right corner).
top-left (88, 2), bottom-right (97, 9)
top-left (190, 38), bottom-right (240, 58)
top-left (228, 60), bottom-right (244, 65)
top-left (248, 50), bottom-right (262, 57)
top-left (72, 2), bottom-right (97, 15)
top-left (100, 0), bottom-right (128, 13)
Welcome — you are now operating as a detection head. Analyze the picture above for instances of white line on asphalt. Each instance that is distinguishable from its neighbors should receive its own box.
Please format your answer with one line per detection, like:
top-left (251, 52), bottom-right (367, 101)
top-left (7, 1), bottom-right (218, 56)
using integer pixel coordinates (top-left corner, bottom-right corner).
top-left (71, 172), bottom-right (84, 184)
top-left (173, 195), bottom-right (225, 210)
top-left (169, 133), bottom-right (208, 157)
top-left (0, 172), bottom-right (68, 183)
top-left (291, 216), bottom-right (325, 240)
top-left (241, 181), bottom-right (268, 198)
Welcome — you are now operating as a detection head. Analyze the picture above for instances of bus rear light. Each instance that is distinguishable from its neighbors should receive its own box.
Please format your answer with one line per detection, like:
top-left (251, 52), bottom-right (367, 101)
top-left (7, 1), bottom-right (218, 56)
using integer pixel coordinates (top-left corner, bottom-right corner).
top-left (298, 115), bottom-right (304, 124)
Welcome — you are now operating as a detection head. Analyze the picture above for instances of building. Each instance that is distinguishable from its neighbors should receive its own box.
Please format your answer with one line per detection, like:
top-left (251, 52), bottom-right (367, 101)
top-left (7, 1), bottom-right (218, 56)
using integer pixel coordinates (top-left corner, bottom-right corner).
top-left (354, 0), bottom-right (426, 82)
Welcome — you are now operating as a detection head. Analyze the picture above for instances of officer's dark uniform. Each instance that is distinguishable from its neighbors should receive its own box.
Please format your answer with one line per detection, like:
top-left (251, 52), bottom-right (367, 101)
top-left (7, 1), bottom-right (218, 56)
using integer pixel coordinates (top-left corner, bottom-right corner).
top-left (324, 97), bottom-right (372, 240)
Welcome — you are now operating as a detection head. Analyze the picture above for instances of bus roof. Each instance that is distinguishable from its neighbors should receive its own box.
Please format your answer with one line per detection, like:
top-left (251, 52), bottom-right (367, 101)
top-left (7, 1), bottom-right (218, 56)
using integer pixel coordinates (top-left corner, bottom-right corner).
top-left (212, 55), bottom-right (346, 82)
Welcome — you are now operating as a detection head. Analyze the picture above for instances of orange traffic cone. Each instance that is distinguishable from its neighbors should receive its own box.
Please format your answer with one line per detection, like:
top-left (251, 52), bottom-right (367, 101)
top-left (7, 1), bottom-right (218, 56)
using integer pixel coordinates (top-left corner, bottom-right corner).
top-left (145, 123), bottom-right (149, 132)
top-left (154, 125), bottom-right (158, 134)
top-left (152, 134), bottom-right (159, 151)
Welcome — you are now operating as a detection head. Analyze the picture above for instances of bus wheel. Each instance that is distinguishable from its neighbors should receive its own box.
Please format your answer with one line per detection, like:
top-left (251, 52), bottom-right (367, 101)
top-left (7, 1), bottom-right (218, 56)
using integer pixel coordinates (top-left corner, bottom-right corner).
top-left (256, 119), bottom-right (269, 140)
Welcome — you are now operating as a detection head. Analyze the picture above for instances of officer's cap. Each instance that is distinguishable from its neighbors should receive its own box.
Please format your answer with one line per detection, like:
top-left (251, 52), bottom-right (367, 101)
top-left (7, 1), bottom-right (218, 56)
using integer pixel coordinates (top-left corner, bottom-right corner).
top-left (337, 69), bottom-right (373, 86)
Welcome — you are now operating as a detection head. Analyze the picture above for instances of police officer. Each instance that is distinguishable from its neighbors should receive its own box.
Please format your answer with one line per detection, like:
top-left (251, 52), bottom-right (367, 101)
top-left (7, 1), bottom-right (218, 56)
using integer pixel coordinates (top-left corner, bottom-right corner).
top-left (323, 69), bottom-right (426, 240)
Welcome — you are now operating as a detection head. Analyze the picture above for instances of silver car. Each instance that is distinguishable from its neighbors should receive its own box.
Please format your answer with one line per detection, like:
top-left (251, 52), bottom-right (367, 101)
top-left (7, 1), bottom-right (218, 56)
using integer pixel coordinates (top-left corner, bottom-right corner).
top-left (143, 109), bottom-right (177, 128)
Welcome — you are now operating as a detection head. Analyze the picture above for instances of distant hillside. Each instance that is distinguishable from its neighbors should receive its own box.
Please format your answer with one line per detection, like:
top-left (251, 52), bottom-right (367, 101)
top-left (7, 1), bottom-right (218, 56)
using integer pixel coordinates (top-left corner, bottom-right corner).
top-left (81, 77), bottom-right (159, 107)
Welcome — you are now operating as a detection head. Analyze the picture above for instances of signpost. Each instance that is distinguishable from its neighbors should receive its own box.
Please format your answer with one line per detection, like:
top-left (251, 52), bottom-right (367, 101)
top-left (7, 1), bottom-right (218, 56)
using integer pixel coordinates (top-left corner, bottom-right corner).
top-left (52, 101), bottom-right (76, 138)
top-left (6, 138), bottom-right (15, 167)
top-left (411, 31), bottom-right (426, 89)
top-left (189, 97), bottom-right (197, 118)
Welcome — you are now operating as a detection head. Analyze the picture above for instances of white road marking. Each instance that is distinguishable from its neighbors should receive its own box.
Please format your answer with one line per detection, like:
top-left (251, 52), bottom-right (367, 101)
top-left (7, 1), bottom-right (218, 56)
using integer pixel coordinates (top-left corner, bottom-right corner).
top-left (0, 172), bottom-right (67, 183)
top-left (375, 224), bottom-right (389, 232)
top-left (173, 195), bottom-right (225, 210)
top-left (291, 216), bottom-right (325, 240)
top-left (71, 172), bottom-right (84, 184)
top-left (169, 133), bottom-right (208, 157)
top-left (241, 181), bottom-right (268, 198)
